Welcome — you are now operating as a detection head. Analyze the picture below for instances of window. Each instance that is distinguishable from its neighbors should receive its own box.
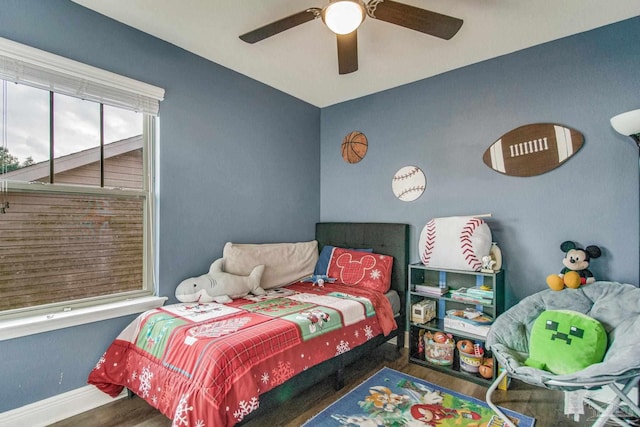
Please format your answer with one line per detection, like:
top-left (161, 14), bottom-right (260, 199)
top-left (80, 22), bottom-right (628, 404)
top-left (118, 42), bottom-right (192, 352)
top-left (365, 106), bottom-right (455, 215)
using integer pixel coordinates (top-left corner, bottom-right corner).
top-left (0, 37), bottom-right (164, 323)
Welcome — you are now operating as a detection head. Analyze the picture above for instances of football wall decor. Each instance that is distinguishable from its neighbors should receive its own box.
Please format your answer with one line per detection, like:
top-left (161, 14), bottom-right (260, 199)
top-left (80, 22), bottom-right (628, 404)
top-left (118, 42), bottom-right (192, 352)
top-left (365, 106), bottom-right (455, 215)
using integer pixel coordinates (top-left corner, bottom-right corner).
top-left (483, 123), bottom-right (584, 177)
top-left (341, 131), bottom-right (368, 164)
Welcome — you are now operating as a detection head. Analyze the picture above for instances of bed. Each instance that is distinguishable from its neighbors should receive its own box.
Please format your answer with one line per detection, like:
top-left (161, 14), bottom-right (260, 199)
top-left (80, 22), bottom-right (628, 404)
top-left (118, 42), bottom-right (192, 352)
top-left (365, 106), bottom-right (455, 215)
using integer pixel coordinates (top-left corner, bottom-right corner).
top-left (88, 222), bottom-right (410, 426)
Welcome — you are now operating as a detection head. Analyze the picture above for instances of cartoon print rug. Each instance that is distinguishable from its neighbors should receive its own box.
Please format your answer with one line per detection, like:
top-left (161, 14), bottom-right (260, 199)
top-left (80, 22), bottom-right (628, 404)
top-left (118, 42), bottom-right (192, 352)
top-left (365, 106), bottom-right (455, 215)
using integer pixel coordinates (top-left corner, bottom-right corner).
top-left (303, 367), bottom-right (535, 427)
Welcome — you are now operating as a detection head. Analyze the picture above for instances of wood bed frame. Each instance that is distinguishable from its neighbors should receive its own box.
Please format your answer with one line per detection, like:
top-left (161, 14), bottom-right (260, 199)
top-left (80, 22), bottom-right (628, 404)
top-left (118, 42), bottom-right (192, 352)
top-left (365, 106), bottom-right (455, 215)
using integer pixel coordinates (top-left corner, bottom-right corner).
top-left (240, 222), bottom-right (410, 424)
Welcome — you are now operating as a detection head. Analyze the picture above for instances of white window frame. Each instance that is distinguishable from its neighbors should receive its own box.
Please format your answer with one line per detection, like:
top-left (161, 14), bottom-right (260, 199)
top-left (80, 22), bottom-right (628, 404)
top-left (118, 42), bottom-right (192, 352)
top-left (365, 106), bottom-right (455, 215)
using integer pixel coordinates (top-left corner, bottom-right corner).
top-left (0, 37), bottom-right (166, 341)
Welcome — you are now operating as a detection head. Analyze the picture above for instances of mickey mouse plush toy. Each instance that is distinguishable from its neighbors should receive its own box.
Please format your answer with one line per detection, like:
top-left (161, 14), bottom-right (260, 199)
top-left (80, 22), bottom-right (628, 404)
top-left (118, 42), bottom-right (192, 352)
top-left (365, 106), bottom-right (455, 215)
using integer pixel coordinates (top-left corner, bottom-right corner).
top-left (546, 241), bottom-right (602, 291)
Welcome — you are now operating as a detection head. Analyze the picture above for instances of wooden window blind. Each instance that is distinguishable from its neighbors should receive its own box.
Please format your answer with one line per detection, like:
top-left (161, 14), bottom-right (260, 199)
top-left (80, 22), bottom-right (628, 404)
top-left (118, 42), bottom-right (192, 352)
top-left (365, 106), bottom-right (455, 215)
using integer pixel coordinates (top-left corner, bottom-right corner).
top-left (0, 190), bottom-right (145, 312)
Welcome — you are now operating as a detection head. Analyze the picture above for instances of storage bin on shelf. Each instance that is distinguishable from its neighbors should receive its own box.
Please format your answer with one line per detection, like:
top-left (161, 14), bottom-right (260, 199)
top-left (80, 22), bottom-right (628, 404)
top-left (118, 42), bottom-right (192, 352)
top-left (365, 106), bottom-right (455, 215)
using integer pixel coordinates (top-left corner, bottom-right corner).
top-left (456, 340), bottom-right (487, 374)
top-left (424, 333), bottom-right (455, 366)
top-left (459, 352), bottom-right (483, 373)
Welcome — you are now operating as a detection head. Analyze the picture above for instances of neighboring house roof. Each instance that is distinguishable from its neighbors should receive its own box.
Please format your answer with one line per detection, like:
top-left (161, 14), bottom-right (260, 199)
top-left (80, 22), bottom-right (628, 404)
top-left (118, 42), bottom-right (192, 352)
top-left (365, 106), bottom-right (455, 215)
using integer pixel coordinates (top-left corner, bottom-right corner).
top-left (1, 135), bottom-right (142, 182)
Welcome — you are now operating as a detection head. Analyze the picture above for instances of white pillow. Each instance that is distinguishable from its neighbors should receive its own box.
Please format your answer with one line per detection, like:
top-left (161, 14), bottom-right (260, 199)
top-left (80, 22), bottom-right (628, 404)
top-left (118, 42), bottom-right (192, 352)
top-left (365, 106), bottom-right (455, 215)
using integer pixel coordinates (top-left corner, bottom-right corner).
top-left (223, 240), bottom-right (318, 289)
top-left (419, 216), bottom-right (492, 271)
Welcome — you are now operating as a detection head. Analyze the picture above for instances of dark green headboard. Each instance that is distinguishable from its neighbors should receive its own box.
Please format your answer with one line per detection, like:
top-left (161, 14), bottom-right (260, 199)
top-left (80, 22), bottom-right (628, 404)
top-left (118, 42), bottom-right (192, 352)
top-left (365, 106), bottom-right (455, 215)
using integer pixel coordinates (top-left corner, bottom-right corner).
top-left (315, 222), bottom-right (411, 313)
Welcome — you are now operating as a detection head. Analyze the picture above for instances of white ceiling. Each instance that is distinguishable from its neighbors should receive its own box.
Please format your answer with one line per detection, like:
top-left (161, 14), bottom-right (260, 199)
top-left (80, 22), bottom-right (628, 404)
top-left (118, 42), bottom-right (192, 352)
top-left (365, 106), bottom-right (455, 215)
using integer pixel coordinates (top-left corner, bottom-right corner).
top-left (71, 0), bottom-right (639, 108)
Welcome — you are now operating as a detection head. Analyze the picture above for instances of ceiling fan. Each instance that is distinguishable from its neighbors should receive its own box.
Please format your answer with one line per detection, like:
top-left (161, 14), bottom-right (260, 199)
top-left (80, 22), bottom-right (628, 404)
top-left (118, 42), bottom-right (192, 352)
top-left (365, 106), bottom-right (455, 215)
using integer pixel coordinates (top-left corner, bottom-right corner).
top-left (239, 0), bottom-right (463, 75)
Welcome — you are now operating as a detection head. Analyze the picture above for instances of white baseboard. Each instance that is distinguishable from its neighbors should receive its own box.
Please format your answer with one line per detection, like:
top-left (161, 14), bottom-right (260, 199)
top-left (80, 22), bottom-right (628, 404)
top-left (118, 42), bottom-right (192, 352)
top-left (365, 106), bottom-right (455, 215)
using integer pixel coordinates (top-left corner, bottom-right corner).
top-left (0, 385), bottom-right (127, 427)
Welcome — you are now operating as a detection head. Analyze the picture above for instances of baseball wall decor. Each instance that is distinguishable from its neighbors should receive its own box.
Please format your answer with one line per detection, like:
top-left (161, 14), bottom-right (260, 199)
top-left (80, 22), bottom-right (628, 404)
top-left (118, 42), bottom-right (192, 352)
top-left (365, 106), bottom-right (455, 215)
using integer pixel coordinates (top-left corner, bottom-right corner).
top-left (483, 123), bottom-right (584, 177)
top-left (341, 131), bottom-right (368, 164)
top-left (391, 166), bottom-right (426, 202)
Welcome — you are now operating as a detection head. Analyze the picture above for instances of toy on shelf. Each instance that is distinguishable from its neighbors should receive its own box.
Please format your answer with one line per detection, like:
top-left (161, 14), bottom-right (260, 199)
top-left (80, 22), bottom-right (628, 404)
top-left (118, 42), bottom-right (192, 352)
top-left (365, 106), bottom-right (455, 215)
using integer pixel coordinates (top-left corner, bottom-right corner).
top-left (457, 341), bottom-right (485, 373)
top-left (481, 242), bottom-right (502, 273)
top-left (457, 341), bottom-right (493, 378)
top-left (412, 299), bottom-right (436, 324)
top-left (479, 357), bottom-right (494, 379)
top-left (424, 331), bottom-right (455, 366)
top-left (546, 241), bottom-right (601, 291)
top-left (456, 339), bottom-right (476, 354)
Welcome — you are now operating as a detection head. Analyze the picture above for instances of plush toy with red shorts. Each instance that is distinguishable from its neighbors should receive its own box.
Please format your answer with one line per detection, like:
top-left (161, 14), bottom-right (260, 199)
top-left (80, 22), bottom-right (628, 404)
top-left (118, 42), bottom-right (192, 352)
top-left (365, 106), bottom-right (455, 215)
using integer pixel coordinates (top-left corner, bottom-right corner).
top-left (546, 241), bottom-right (601, 291)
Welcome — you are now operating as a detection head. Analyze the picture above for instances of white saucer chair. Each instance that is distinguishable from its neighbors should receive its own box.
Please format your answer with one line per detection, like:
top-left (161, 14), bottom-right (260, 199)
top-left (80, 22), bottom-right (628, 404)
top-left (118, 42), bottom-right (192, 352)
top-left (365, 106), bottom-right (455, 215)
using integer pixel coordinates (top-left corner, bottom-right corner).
top-left (485, 281), bottom-right (640, 427)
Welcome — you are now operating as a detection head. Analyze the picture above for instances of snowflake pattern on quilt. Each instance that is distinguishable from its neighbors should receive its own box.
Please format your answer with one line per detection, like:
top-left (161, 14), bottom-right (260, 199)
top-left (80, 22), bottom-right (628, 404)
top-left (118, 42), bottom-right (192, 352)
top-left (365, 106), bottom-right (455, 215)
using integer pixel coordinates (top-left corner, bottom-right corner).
top-left (364, 325), bottom-right (374, 339)
top-left (336, 340), bottom-right (351, 355)
top-left (271, 360), bottom-right (295, 386)
top-left (261, 372), bottom-right (270, 384)
top-left (234, 397), bottom-right (259, 422)
top-left (172, 393), bottom-right (193, 427)
top-left (138, 366), bottom-right (153, 398)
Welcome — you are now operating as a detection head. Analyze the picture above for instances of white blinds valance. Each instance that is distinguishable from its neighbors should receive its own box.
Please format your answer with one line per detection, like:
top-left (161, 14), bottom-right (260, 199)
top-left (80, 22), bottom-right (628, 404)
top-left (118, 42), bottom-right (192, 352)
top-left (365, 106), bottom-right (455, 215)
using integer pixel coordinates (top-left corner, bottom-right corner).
top-left (0, 37), bottom-right (165, 115)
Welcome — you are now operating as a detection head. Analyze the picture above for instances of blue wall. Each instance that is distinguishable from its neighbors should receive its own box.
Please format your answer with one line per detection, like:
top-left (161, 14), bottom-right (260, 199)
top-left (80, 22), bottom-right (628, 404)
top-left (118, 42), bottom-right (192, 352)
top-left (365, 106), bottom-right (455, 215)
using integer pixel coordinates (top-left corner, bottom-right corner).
top-left (321, 17), bottom-right (640, 306)
top-left (0, 0), bottom-right (320, 412)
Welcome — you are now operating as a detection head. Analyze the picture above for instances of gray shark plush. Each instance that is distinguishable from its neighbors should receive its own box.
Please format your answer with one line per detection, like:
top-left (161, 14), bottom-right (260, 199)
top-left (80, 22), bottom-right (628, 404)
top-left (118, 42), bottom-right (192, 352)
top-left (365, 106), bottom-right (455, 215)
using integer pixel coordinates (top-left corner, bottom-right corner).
top-left (175, 258), bottom-right (265, 304)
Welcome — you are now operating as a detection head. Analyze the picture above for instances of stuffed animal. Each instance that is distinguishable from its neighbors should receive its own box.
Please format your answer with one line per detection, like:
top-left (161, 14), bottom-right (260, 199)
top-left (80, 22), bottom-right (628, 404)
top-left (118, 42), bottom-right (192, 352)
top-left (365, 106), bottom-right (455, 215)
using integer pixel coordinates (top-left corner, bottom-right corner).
top-left (175, 258), bottom-right (266, 303)
top-left (301, 274), bottom-right (337, 288)
top-left (524, 310), bottom-right (607, 375)
top-left (546, 241), bottom-right (601, 291)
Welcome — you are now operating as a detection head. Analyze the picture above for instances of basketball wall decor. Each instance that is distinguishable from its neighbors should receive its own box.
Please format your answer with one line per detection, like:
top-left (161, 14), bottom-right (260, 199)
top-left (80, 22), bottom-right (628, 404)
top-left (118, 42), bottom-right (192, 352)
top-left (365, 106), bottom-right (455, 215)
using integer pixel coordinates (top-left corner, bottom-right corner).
top-left (392, 166), bottom-right (426, 202)
top-left (341, 131), bottom-right (368, 163)
top-left (483, 123), bottom-right (584, 177)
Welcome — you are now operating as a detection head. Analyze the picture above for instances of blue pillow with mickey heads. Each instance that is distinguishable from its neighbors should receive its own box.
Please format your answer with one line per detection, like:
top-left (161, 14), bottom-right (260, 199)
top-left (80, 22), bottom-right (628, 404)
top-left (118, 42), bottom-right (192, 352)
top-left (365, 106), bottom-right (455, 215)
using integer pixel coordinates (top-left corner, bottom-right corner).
top-left (525, 309), bottom-right (607, 375)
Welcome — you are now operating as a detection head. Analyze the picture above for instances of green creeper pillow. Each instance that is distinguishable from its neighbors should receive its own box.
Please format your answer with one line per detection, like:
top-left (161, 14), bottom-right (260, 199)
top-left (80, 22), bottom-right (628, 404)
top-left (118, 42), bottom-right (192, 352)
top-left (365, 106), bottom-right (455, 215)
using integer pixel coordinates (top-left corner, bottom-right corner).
top-left (524, 309), bottom-right (607, 375)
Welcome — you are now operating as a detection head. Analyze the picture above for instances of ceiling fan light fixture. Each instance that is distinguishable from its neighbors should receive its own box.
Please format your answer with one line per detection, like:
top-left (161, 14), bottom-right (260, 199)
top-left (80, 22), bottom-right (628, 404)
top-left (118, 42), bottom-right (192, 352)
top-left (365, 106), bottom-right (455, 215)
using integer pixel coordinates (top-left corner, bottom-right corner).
top-left (322, 0), bottom-right (365, 35)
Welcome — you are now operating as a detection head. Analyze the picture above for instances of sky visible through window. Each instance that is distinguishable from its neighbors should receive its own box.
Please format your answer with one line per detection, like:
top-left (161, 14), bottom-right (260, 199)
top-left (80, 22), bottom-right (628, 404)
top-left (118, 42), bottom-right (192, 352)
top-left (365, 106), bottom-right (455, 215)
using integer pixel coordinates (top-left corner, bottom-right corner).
top-left (2, 82), bottom-right (142, 166)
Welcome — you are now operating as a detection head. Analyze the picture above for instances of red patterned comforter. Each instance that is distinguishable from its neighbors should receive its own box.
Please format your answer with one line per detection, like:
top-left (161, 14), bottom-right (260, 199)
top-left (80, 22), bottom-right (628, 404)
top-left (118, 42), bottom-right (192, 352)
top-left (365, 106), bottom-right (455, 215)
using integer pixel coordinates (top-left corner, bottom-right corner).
top-left (88, 282), bottom-right (397, 426)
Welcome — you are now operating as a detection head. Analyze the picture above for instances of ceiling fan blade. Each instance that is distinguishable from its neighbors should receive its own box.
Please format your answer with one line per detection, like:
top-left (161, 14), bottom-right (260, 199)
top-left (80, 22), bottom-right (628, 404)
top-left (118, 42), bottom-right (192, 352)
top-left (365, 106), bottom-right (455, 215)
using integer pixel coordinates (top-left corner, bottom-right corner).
top-left (370, 0), bottom-right (463, 40)
top-left (337, 31), bottom-right (358, 75)
top-left (239, 8), bottom-right (321, 43)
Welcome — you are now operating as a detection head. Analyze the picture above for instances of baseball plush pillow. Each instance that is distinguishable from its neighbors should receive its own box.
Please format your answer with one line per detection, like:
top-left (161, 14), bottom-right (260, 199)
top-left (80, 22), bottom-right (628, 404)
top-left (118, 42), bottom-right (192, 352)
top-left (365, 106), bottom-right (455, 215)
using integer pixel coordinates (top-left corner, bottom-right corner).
top-left (419, 216), bottom-right (492, 271)
top-left (326, 248), bottom-right (393, 293)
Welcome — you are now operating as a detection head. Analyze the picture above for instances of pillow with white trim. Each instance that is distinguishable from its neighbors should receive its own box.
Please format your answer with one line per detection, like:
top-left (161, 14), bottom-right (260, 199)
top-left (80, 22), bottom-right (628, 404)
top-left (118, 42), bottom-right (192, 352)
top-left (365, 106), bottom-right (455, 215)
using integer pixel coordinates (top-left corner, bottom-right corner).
top-left (223, 240), bottom-right (318, 289)
top-left (327, 247), bottom-right (393, 293)
top-left (419, 216), bottom-right (492, 271)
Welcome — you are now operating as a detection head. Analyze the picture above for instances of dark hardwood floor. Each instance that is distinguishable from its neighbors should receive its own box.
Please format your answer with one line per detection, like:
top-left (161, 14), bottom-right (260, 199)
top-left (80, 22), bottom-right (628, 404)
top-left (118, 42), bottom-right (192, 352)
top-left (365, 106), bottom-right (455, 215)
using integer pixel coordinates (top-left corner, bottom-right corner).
top-left (51, 344), bottom-right (603, 426)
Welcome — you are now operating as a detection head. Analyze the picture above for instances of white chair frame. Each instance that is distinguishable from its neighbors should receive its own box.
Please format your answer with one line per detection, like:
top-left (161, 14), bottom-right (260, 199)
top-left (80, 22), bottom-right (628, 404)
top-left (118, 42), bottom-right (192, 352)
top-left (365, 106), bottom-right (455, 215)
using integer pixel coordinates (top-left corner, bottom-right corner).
top-left (486, 363), bottom-right (640, 427)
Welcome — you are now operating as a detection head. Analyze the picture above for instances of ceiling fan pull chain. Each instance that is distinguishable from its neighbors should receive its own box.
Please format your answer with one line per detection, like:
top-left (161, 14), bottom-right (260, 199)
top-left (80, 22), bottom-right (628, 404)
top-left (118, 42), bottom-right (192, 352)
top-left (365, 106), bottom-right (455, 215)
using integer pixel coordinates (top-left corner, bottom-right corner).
top-left (366, 0), bottom-right (384, 18)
